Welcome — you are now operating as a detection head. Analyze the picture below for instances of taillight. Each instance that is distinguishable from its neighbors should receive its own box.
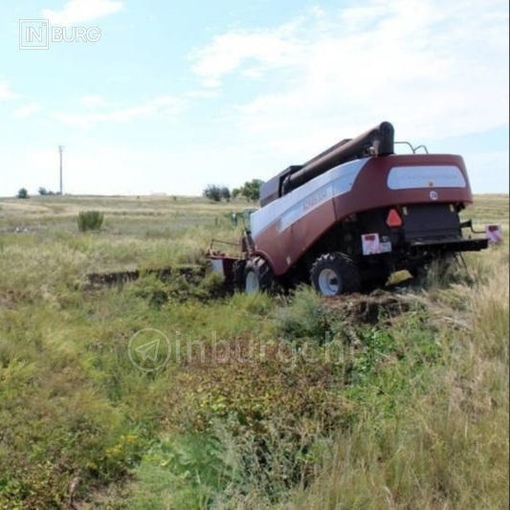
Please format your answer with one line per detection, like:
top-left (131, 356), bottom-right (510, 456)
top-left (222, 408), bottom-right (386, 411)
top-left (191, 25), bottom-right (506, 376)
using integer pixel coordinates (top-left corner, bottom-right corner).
top-left (386, 208), bottom-right (402, 228)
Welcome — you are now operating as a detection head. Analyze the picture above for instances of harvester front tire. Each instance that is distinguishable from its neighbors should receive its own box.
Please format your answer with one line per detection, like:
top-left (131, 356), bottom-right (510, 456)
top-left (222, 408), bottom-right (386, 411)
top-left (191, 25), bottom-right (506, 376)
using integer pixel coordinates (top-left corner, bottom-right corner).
top-left (244, 257), bottom-right (274, 294)
top-left (310, 252), bottom-right (361, 296)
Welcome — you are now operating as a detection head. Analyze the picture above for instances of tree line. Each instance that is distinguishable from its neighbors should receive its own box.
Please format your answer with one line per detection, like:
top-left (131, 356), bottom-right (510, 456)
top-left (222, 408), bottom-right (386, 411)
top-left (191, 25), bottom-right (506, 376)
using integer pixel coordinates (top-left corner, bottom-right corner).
top-left (16, 187), bottom-right (60, 199)
top-left (203, 179), bottom-right (263, 203)
top-left (15, 180), bottom-right (264, 202)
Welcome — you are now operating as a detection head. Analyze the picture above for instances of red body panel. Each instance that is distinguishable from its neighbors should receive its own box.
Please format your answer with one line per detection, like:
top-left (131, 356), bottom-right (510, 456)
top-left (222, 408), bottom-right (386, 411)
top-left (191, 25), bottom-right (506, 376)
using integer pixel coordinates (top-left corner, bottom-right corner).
top-left (252, 154), bottom-right (472, 276)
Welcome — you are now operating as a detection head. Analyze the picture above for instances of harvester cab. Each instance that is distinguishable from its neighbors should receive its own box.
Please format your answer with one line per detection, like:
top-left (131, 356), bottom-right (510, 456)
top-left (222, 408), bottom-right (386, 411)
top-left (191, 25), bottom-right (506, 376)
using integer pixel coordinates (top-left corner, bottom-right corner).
top-left (209, 121), bottom-right (501, 296)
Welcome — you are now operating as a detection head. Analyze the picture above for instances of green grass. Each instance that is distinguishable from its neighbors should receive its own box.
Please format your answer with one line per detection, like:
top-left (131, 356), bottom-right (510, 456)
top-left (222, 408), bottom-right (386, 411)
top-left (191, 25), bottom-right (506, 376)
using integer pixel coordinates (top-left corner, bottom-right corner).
top-left (0, 194), bottom-right (508, 509)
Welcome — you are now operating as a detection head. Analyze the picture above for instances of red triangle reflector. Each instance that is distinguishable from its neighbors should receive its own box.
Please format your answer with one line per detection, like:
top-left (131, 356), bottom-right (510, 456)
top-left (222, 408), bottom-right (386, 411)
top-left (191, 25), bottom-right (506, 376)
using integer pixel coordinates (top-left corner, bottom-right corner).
top-left (386, 209), bottom-right (402, 227)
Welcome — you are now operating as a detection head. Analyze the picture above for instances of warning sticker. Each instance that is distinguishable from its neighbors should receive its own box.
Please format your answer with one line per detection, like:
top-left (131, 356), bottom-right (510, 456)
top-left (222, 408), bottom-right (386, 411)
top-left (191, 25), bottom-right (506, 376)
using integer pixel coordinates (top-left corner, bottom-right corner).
top-left (362, 233), bottom-right (381, 255)
top-left (485, 225), bottom-right (503, 244)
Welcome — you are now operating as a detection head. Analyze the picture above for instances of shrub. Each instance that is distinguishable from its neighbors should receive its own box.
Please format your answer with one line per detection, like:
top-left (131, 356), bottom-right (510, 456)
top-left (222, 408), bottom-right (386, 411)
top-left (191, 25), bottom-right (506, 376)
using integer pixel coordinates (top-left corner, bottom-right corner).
top-left (38, 187), bottom-right (56, 196)
top-left (275, 286), bottom-right (335, 343)
top-left (77, 211), bottom-right (104, 232)
top-left (203, 185), bottom-right (222, 202)
top-left (16, 188), bottom-right (29, 199)
top-left (233, 179), bottom-right (263, 202)
top-left (203, 185), bottom-right (231, 203)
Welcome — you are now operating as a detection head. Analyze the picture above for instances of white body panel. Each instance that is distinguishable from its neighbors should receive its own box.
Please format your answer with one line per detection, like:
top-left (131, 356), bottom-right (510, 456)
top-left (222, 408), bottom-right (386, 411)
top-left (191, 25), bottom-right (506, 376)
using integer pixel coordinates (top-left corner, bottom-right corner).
top-left (250, 158), bottom-right (369, 238)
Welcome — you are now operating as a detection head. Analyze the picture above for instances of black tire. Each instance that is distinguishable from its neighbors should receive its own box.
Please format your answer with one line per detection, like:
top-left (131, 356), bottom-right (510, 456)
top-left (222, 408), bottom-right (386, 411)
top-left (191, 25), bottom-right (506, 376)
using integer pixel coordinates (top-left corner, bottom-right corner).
top-left (310, 252), bottom-right (361, 296)
top-left (232, 259), bottom-right (247, 288)
top-left (244, 256), bottom-right (274, 294)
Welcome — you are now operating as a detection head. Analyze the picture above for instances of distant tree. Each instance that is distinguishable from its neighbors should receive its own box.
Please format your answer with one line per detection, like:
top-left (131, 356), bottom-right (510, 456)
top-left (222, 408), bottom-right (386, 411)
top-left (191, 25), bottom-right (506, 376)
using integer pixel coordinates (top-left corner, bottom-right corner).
top-left (203, 184), bottom-right (222, 202)
top-left (204, 184), bottom-right (232, 202)
top-left (17, 188), bottom-right (29, 199)
top-left (38, 187), bottom-right (57, 196)
top-left (237, 179), bottom-right (263, 202)
top-left (220, 186), bottom-right (231, 202)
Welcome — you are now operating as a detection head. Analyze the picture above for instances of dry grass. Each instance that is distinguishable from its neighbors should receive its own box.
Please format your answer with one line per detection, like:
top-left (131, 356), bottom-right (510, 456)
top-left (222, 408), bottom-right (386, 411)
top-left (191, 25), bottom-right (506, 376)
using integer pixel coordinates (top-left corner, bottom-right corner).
top-left (0, 193), bottom-right (508, 509)
top-left (283, 240), bottom-right (509, 510)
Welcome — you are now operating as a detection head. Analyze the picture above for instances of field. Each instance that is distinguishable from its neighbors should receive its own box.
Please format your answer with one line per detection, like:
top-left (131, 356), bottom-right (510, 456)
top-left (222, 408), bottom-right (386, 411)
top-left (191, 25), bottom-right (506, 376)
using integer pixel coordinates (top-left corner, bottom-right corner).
top-left (0, 194), bottom-right (508, 509)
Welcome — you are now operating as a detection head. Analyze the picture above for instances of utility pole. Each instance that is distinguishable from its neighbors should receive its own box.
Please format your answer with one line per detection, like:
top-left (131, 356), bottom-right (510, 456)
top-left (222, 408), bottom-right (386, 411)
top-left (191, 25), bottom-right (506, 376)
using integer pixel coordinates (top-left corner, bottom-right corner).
top-left (59, 145), bottom-right (64, 195)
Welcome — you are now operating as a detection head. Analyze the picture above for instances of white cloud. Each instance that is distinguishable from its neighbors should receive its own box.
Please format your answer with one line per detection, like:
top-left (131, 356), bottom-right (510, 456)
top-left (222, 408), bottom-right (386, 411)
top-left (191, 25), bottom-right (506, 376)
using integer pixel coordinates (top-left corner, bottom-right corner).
top-left (43, 0), bottom-right (123, 26)
top-left (80, 95), bottom-right (108, 108)
top-left (190, 0), bottom-right (509, 151)
top-left (14, 103), bottom-right (42, 119)
top-left (189, 22), bottom-right (302, 89)
top-left (53, 95), bottom-right (185, 128)
top-left (0, 81), bottom-right (20, 101)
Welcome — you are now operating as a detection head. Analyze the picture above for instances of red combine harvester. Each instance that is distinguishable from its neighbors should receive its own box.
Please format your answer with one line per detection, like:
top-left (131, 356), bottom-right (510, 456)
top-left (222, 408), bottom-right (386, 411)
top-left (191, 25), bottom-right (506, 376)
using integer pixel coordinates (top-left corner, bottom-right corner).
top-left (209, 121), bottom-right (496, 295)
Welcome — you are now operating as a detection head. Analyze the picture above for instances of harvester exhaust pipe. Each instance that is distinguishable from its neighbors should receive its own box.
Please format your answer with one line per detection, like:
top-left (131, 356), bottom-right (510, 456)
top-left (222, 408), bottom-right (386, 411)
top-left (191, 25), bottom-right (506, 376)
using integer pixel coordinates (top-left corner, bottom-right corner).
top-left (282, 121), bottom-right (394, 194)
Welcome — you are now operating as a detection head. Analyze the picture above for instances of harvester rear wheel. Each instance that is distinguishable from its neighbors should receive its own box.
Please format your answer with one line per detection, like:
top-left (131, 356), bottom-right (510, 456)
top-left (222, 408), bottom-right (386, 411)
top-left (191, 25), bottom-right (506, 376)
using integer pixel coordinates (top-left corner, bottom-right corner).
top-left (244, 256), bottom-right (274, 294)
top-left (310, 252), bottom-right (361, 296)
top-left (232, 259), bottom-right (247, 288)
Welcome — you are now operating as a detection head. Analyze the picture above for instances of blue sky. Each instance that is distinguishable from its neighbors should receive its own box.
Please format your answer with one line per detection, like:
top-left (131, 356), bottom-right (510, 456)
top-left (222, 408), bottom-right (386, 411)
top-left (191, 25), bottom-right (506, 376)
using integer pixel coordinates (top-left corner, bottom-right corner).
top-left (0, 0), bottom-right (508, 197)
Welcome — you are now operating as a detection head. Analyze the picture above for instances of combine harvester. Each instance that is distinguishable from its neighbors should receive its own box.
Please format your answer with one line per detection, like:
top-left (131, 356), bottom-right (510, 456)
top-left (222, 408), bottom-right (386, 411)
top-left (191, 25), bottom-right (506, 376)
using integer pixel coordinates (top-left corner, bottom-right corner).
top-left (209, 121), bottom-right (499, 296)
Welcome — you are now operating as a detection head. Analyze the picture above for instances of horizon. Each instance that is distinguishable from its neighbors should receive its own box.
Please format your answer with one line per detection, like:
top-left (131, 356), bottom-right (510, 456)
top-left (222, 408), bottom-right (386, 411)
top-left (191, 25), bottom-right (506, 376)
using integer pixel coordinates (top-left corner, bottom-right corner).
top-left (2, 190), bottom-right (508, 201)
